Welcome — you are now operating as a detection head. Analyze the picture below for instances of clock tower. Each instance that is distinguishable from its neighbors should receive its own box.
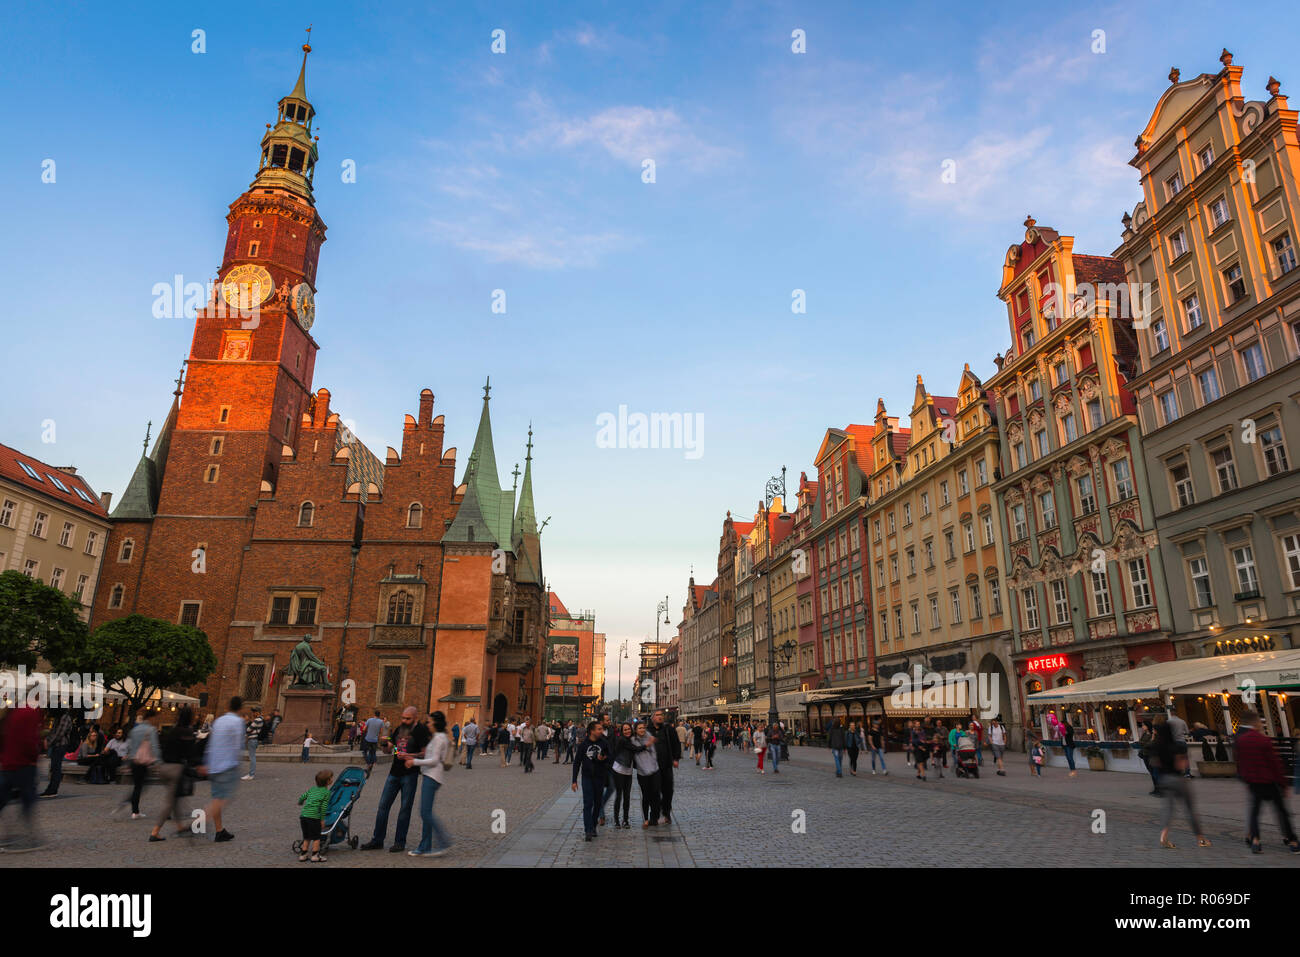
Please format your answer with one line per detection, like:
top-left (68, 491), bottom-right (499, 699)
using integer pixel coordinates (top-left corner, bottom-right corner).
top-left (157, 41), bottom-right (327, 517)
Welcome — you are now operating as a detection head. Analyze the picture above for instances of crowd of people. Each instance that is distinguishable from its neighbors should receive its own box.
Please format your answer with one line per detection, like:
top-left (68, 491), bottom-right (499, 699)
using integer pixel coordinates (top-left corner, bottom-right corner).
top-left (5, 697), bottom-right (1300, 858)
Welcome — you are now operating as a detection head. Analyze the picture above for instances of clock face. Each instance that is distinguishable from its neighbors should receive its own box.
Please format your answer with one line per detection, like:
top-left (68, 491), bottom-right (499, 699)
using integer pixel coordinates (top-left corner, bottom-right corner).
top-left (221, 264), bottom-right (274, 310)
top-left (291, 283), bottom-right (315, 331)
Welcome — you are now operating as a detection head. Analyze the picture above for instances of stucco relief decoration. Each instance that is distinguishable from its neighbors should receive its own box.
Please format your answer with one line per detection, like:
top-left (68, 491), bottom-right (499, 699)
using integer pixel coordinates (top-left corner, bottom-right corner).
top-left (1078, 377), bottom-right (1098, 400)
top-left (1030, 473), bottom-right (1051, 494)
top-left (1066, 455), bottom-right (1091, 478)
top-left (1022, 632), bottom-right (1044, 651)
top-left (1007, 422), bottom-right (1023, 443)
top-left (1050, 627), bottom-right (1074, 647)
top-left (1039, 550), bottom-right (1065, 580)
top-left (1132, 203), bottom-right (1149, 230)
top-left (1053, 393), bottom-right (1073, 415)
top-left (1110, 497), bottom-right (1142, 528)
top-left (1028, 409), bottom-right (1045, 429)
top-left (1040, 528), bottom-right (1061, 554)
top-left (1127, 611), bottom-right (1160, 633)
top-left (1088, 619), bottom-right (1119, 641)
top-left (1005, 487), bottom-right (1024, 505)
top-left (1083, 650), bottom-right (1127, 676)
top-left (1101, 437), bottom-right (1128, 461)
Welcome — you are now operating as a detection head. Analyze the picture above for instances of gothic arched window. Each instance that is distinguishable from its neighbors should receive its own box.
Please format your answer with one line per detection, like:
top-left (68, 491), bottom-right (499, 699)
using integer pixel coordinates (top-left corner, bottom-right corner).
top-left (298, 502), bottom-right (314, 527)
top-left (407, 503), bottom-right (422, 529)
top-left (387, 590), bottom-right (414, 625)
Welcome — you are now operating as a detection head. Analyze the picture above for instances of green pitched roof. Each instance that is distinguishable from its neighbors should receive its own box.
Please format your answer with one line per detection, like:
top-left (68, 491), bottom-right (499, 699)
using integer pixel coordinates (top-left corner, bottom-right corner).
top-left (442, 450), bottom-right (496, 544)
top-left (110, 398), bottom-right (178, 521)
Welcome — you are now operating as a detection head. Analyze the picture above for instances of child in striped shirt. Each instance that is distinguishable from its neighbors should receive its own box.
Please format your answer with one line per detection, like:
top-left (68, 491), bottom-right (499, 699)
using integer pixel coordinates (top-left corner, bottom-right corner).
top-left (297, 769), bottom-right (333, 862)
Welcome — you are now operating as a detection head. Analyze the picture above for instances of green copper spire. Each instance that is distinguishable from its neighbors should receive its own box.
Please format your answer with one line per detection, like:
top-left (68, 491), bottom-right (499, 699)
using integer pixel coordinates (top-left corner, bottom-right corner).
top-left (443, 378), bottom-right (513, 546)
top-left (513, 424), bottom-right (542, 585)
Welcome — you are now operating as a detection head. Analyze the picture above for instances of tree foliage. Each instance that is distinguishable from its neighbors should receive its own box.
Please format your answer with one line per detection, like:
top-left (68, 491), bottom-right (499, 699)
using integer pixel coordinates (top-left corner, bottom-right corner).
top-left (0, 569), bottom-right (88, 671)
top-left (82, 614), bottom-right (216, 718)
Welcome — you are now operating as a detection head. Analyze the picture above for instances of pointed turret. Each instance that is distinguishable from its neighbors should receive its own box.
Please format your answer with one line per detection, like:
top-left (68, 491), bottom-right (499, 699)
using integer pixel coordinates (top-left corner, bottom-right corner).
top-left (442, 448), bottom-right (496, 544)
top-left (512, 425), bottom-right (542, 584)
top-left (443, 378), bottom-right (513, 546)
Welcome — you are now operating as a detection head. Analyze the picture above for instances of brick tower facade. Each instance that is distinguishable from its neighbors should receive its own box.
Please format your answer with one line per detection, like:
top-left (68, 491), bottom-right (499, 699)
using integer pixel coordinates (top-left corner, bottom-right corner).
top-left (90, 45), bottom-right (547, 728)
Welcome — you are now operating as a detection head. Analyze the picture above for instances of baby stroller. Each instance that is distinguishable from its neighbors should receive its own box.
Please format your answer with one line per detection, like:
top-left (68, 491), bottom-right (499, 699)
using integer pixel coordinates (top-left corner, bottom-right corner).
top-left (954, 735), bottom-right (980, 779)
top-left (292, 766), bottom-right (367, 854)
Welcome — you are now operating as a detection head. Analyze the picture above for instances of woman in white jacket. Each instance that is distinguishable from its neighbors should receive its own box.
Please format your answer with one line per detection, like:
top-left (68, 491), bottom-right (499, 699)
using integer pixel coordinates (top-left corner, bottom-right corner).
top-left (405, 711), bottom-right (453, 858)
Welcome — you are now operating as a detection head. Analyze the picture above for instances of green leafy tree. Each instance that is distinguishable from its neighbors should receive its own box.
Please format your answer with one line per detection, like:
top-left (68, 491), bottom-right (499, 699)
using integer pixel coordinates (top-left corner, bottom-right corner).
top-left (82, 614), bottom-right (217, 721)
top-left (0, 569), bottom-right (88, 671)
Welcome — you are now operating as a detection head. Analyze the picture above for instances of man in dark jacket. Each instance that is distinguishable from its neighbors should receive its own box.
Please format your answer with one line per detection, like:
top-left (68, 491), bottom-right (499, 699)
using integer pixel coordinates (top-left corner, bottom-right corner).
top-left (828, 720), bottom-right (847, 777)
top-left (1235, 710), bottom-right (1300, 853)
top-left (650, 710), bottom-right (682, 824)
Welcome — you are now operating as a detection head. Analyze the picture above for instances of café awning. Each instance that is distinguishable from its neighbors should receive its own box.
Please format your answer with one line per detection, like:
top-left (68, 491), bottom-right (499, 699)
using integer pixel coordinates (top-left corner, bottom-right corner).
top-left (1026, 649), bottom-right (1300, 704)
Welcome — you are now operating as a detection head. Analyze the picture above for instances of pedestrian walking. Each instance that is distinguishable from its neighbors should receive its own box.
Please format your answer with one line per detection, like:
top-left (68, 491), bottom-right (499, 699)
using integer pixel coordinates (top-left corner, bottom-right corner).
top-left (845, 722), bottom-right (861, 776)
top-left (754, 726), bottom-right (768, 773)
top-left (361, 709), bottom-right (385, 779)
top-left (149, 706), bottom-right (200, 843)
top-left (1234, 710), bottom-right (1300, 854)
top-left (498, 723), bottom-right (511, 767)
top-left (693, 722), bottom-right (704, 766)
top-left (650, 710), bottom-right (680, 823)
top-left (199, 696), bottom-right (246, 843)
top-left (677, 721), bottom-right (691, 761)
top-left (242, 706), bottom-right (264, 781)
top-left (406, 711), bottom-right (453, 858)
top-left (910, 720), bottom-right (930, 781)
top-left (828, 720), bottom-right (846, 778)
top-left (301, 730), bottom-right (317, 762)
top-left (1061, 718), bottom-right (1077, 778)
top-left (0, 704), bottom-right (45, 853)
top-left (359, 706), bottom-right (430, 853)
top-left (867, 718), bottom-right (888, 775)
top-left (704, 725), bottom-right (716, 769)
top-left (519, 721), bottom-right (535, 772)
top-left (768, 721), bottom-right (783, 773)
top-left (298, 769), bottom-right (333, 862)
top-left (461, 717), bottom-right (478, 769)
top-left (572, 721), bottom-right (610, 841)
top-left (1166, 710), bottom-right (1193, 779)
top-left (610, 723), bottom-right (636, 828)
top-left (39, 710), bottom-right (76, 798)
top-left (633, 721), bottom-right (662, 828)
top-left (117, 709), bottom-right (161, 820)
top-left (1137, 722), bottom-right (1160, 794)
top-left (988, 716), bottom-right (1007, 776)
top-left (1149, 719), bottom-right (1210, 849)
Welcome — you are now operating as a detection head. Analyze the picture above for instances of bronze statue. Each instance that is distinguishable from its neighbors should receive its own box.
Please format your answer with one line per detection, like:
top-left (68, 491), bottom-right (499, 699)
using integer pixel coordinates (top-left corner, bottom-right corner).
top-left (289, 634), bottom-right (330, 688)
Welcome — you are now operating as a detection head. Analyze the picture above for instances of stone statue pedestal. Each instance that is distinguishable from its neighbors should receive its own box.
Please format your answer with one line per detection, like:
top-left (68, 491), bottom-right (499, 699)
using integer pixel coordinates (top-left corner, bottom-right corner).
top-left (279, 686), bottom-right (335, 747)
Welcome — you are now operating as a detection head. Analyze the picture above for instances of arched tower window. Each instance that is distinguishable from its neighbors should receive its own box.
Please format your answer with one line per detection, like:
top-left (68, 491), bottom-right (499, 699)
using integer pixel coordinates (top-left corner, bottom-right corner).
top-left (298, 502), bottom-right (314, 527)
top-left (407, 503), bottom-right (422, 529)
top-left (387, 590), bottom-right (414, 625)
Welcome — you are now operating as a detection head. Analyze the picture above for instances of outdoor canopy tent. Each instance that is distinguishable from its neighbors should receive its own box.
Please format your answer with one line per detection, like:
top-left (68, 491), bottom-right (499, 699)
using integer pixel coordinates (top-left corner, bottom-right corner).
top-left (1025, 649), bottom-right (1300, 704)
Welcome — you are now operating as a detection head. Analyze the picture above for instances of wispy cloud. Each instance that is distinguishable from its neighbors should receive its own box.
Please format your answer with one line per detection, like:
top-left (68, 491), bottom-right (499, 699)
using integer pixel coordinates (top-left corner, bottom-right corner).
top-left (526, 104), bottom-right (738, 172)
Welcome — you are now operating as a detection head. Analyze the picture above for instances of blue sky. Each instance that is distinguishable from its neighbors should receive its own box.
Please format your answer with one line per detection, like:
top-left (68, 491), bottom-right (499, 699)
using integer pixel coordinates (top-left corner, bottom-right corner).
top-left (2, 0), bottom-right (1295, 685)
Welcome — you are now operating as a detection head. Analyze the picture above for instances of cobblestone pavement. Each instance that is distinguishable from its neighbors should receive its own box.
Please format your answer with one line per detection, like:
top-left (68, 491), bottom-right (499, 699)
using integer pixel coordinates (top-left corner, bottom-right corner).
top-left (0, 749), bottom-right (568, 868)
top-left (8, 744), bottom-right (1300, 868)
top-left (485, 744), bottom-right (1300, 867)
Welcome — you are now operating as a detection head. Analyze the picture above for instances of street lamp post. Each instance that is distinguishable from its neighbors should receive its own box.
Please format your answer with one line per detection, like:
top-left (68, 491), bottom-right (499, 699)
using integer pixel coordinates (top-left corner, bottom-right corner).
top-left (764, 467), bottom-right (786, 730)
top-left (653, 595), bottom-right (670, 710)
top-left (616, 639), bottom-right (629, 722)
